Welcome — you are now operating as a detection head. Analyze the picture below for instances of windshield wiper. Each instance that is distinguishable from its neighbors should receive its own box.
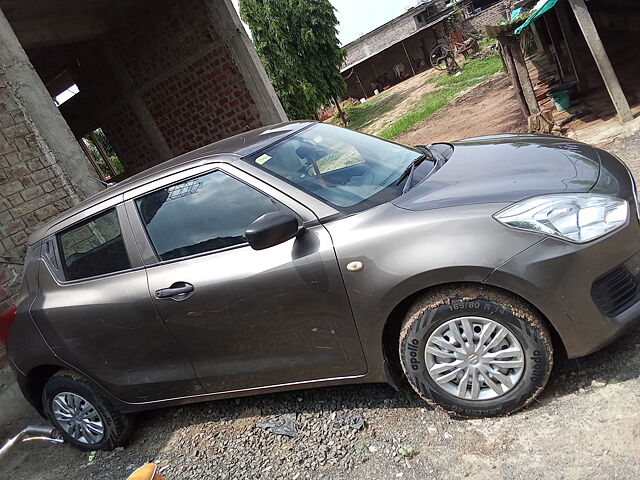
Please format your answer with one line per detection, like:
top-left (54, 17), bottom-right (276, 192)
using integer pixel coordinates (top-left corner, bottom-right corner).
top-left (417, 144), bottom-right (446, 168)
top-left (395, 154), bottom-right (429, 194)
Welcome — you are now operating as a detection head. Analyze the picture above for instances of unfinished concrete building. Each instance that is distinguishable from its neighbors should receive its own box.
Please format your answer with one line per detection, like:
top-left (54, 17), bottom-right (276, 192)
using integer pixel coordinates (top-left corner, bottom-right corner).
top-left (0, 0), bottom-right (286, 315)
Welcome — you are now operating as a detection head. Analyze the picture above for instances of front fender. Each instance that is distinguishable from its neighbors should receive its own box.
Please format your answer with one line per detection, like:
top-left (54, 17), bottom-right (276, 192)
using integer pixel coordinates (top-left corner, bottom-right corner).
top-left (325, 202), bottom-right (544, 377)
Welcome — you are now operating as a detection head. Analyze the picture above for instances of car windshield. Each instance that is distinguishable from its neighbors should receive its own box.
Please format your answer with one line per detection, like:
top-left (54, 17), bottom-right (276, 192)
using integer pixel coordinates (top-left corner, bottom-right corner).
top-left (244, 123), bottom-right (426, 212)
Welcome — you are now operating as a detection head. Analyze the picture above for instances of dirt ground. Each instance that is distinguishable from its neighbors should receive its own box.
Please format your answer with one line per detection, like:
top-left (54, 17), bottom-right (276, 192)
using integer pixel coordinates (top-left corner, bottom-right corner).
top-left (1, 79), bottom-right (640, 479)
top-left (395, 73), bottom-right (527, 145)
top-left (355, 68), bottom-right (441, 136)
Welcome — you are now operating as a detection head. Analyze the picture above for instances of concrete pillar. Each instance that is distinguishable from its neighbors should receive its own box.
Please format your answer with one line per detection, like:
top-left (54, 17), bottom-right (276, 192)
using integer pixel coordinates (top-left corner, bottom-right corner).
top-left (568, 0), bottom-right (634, 123)
top-left (0, 8), bottom-right (102, 200)
top-left (204, 0), bottom-right (288, 125)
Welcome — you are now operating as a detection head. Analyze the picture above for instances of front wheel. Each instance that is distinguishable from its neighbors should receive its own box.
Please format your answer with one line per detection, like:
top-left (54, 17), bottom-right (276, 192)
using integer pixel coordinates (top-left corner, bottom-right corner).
top-left (399, 286), bottom-right (553, 417)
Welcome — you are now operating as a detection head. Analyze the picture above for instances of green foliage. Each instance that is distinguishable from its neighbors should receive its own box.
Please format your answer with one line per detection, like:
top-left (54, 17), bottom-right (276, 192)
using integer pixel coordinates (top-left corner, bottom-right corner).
top-left (240, 0), bottom-right (346, 120)
top-left (83, 128), bottom-right (124, 178)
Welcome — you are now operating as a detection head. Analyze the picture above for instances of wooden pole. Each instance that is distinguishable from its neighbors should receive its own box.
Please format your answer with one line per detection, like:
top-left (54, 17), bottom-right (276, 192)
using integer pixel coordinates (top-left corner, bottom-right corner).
top-left (530, 22), bottom-right (560, 79)
top-left (543, 14), bottom-right (569, 82)
top-left (354, 69), bottom-right (368, 99)
top-left (555, 1), bottom-right (586, 92)
top-left (505, 35), bottom-right (540, 115)
top-left (402, 41), bottom-right (416, 76)
top-left (567, 0), bottom-right (633, 123)
top-left (499, 39), bottom-right (530, 118)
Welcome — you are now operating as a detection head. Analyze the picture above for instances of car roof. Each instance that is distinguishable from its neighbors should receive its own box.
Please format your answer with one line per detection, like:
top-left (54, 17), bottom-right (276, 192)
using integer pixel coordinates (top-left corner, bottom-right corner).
top-left (28, 121), bottom-right (316, 245)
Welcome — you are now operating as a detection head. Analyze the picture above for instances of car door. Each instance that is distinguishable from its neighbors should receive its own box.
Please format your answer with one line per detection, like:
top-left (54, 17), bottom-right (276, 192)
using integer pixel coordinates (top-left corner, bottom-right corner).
top-left (125, 163), bottom-right (367, 394)
top-left (30, 202), bottom-right (204, 403)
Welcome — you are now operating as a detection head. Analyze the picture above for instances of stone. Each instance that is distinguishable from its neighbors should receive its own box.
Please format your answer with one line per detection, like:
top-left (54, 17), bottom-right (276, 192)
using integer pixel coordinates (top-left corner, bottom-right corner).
top-left (1, 179), bottom-right (23, 196)
top-left (20, 185), bottom-right (44, 202)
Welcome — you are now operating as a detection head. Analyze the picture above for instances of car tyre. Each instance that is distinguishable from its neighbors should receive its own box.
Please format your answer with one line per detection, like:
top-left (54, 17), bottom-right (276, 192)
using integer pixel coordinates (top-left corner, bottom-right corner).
top-left (399, 285), bottom-right (553, 417)
top-left (42, 370), bottom-right (133, 450)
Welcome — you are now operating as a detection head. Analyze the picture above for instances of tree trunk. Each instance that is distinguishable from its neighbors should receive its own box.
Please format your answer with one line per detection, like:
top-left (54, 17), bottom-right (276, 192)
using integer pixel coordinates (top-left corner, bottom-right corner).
top-left (333, 94), bottom-right (347, 127)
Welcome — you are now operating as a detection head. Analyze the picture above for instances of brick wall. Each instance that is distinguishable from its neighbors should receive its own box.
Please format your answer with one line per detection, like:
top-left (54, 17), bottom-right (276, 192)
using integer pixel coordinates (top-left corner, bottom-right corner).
top-left (464, 1), bottom-right (509, 35)
top-left (62, 0), bottom-right (263, 176)
top-left (0, 80), bottom-right (79, 314)
top-left (142, 47), bottom-right (261, 158)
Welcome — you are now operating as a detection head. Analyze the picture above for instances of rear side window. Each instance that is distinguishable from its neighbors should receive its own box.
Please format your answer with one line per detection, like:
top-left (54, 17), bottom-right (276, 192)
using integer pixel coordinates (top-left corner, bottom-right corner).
top-left (58, 209), bottom-right (131, 281)
top-left (136, 170), bottom-right (278, 261)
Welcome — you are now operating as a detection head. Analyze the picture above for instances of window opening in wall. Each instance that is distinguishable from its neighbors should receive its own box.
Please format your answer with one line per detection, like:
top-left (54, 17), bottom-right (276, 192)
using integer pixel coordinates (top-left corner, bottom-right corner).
top-left (80, 128), bottom-right (125, 182)
top-left (54, 84), bottom-right (80, 106)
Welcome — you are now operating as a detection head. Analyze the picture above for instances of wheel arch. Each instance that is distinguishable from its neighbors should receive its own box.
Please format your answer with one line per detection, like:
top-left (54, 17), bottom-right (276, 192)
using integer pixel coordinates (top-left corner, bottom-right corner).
top-left (21, 364), bottom-right (65, 414)
top-left (381, 281), bottom-right (566, 385)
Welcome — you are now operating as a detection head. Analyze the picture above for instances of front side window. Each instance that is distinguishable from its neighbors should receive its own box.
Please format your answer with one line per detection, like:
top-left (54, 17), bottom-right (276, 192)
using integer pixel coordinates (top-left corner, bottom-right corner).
top-left (58, 209), bottom-right (131, 281)
top-left (136, 170), bottom-right (279, 261)
top-left (245, 123), bottom-right (426, 212)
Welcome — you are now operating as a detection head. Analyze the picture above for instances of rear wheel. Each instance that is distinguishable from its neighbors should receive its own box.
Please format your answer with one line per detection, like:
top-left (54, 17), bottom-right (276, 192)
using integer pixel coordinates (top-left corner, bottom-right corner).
top-left (42, 370), bottom-right (133, 450)
top-left (399, 286), bottom-right (553, 417)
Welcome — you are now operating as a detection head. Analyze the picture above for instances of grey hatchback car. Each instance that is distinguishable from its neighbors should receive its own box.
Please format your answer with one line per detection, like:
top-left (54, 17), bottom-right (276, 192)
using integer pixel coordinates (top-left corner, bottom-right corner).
top-left (5, 122), bottom-right (640, 450)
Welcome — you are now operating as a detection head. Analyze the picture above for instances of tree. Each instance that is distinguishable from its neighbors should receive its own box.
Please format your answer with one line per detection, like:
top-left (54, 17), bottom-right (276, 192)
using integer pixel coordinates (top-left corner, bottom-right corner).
top-left (240, 0), bottom-right (347, 120)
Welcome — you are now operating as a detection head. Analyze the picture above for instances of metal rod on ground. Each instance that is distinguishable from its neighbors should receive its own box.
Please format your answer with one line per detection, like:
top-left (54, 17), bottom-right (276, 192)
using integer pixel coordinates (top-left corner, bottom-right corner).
top-left (567, 0), bottom-right (633, 123)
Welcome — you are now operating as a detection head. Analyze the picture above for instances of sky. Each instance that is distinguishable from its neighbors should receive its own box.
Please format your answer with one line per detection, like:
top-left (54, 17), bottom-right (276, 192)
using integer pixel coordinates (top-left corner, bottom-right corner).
top-left (231, 0), bottom-right (418, 46)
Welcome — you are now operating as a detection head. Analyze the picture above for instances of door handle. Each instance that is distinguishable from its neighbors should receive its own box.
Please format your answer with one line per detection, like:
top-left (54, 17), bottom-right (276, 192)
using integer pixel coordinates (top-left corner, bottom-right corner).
top-left (155, 282), bottom-right (195, 300)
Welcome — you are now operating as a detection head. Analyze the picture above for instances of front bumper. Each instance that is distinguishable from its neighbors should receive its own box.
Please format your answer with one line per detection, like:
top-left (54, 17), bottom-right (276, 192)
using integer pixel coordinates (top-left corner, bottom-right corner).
top-left (486, 214), bottom-right (640, 358)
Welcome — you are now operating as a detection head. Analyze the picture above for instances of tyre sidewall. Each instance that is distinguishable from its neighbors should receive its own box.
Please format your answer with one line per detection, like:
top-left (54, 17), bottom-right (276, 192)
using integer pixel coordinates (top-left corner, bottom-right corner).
top-left (43, 373), bottom-right (125, 451)
top-left (400, 294), bottom-right (552, 417)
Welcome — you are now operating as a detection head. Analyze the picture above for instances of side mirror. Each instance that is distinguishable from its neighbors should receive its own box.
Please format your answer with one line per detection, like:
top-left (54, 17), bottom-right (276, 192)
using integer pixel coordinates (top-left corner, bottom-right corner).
top-left (245, 211), bottom-right (303, 250)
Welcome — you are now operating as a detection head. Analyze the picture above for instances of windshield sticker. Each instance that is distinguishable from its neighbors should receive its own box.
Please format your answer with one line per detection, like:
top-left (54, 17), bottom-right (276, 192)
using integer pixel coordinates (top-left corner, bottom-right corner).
top-left (256, 154), bottom-right (272, 165)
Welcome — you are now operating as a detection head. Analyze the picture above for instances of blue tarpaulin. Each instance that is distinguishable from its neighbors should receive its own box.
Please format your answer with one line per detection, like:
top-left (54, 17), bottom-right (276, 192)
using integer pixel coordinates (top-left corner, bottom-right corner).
top-left (514, 0), bottom-right (559, 34)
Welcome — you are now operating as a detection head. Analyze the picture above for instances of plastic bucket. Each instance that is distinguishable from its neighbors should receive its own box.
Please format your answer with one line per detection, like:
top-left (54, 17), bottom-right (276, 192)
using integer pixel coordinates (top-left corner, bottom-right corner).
top-left (548, 89), bottom-right (571, 111)
top-left (547, 82), bottom-right (576, 112)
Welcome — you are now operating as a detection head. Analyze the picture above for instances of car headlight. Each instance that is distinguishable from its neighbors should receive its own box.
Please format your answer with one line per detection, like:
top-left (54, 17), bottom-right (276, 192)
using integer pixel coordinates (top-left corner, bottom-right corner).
top-left (494, 194), bottom-right (628, 243)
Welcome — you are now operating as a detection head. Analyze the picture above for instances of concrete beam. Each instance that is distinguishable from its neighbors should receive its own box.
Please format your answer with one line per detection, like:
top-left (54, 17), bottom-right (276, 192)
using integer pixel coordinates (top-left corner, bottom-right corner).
top-left (0, 7), bottom-right (102, 200)
top-left (100, 38), bottom-right (174, 161)
top-left (204, 0), bottom-right (288, 125)
top-left (10, 15), bottom-right (111, 49)
top-left (568, 0), bottom-right (634, 123)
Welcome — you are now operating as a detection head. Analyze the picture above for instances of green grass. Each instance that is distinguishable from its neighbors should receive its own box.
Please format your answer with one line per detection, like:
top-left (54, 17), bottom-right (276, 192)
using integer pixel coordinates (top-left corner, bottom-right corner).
top-left (378, 54), bottom-right (503, 139)
top-left (431, 54), bottom-right (503, 87)
top-left (341, 92), bottom-right (401, 131)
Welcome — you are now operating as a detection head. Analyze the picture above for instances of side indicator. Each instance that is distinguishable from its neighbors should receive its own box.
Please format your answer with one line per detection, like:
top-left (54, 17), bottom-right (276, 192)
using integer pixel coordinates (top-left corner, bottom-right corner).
top-left (346, 261), bottom-right (363, 272)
